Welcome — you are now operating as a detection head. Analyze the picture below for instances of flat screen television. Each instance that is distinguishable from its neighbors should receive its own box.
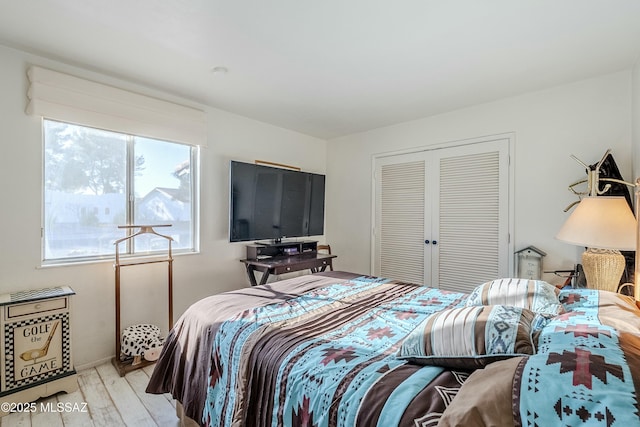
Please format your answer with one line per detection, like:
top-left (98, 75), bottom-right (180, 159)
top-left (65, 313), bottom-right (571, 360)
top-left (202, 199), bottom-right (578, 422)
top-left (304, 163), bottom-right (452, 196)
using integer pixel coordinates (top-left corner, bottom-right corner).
top-left (229, 161), bottom-right (326, 243)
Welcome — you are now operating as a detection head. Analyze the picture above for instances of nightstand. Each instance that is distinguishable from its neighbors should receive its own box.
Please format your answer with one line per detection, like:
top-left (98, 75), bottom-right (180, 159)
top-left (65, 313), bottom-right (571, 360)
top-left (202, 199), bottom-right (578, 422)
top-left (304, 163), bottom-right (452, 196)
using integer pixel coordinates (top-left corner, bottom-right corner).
top-left (0, 286), bottom-right (78, 415)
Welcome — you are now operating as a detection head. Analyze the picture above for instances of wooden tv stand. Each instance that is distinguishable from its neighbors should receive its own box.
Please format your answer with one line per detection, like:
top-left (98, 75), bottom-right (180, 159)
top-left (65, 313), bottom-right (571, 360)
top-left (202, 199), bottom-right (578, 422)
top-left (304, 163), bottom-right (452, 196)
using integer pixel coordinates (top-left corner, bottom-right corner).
top-left (240, 241), bottom-right (336, 286)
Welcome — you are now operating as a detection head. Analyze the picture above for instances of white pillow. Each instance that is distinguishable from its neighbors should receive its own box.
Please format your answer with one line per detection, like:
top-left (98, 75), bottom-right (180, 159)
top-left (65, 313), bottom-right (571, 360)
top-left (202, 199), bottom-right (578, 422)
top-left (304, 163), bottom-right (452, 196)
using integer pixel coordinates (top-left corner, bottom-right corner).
top-left (465, 278), bottom-right (564, 318)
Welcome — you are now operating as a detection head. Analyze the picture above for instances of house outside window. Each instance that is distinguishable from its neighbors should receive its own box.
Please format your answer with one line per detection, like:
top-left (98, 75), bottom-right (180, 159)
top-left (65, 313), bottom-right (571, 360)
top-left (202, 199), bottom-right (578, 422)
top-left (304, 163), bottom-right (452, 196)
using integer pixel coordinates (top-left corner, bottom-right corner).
top-left (43, 119), bottom-right (199, 263)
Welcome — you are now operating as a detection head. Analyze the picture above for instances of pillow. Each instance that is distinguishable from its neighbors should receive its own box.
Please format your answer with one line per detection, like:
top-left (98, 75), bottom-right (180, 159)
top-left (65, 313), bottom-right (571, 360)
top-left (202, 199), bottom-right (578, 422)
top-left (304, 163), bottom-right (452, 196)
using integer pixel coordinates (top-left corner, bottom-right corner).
top-left (397, 305), bottom-right (536, 369)
top-left (465, 278), bottom-right (564, 317)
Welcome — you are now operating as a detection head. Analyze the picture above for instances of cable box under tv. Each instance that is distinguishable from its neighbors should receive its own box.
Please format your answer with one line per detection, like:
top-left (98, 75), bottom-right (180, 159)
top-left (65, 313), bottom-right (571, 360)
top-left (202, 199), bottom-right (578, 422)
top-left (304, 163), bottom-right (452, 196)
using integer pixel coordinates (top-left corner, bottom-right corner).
top-left (246, 241), bottom-right (317, 260)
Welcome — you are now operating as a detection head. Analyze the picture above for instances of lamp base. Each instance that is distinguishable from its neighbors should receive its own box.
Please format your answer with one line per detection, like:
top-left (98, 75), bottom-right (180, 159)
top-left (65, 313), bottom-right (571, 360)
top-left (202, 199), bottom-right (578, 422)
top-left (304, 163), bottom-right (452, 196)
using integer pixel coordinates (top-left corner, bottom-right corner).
top-left (581, 248), bottom-right (625, 293)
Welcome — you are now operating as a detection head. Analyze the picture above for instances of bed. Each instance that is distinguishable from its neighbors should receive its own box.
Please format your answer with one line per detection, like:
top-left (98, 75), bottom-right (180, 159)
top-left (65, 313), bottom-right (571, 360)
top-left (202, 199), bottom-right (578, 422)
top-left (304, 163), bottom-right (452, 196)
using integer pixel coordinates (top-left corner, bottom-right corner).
top-left (146, 271), bottom-right (640, 426)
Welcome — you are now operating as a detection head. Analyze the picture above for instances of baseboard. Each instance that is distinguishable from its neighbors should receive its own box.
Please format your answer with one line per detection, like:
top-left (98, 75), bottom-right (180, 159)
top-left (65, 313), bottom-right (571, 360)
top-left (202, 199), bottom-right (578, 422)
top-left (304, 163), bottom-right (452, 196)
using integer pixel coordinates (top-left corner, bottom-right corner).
top-left (75, 355), bottom-right (114, 372)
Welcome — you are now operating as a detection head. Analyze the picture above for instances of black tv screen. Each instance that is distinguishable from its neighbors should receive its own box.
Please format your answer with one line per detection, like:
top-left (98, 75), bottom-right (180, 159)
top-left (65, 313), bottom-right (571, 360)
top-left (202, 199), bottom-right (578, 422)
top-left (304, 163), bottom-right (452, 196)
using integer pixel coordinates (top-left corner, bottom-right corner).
top-left (229, 161), bottom-right (326, 242)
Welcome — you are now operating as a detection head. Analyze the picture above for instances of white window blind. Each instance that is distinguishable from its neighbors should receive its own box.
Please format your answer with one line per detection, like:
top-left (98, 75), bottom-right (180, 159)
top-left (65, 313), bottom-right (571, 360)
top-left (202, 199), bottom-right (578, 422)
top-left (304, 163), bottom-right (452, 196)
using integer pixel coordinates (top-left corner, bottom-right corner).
top-left (26, 66), bottom-right (207, 147)
top-left (437, 150), bottom-right (502, 293)
top-left (379, 160), bottom-right (425, 284)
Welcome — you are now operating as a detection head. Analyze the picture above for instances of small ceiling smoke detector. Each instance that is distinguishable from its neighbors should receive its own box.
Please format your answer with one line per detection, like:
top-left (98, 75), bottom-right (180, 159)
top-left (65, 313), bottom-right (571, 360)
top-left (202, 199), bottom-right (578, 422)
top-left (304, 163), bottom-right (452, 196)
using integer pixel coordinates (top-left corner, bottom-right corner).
top-left (210, 66), bottom-right (229, 75)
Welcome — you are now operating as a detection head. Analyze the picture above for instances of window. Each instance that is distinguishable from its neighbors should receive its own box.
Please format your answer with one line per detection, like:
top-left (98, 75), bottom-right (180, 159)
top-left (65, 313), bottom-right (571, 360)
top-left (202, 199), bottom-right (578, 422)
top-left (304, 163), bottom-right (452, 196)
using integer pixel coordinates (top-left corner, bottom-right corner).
top-left (43, 119), bottom-right (199, 263)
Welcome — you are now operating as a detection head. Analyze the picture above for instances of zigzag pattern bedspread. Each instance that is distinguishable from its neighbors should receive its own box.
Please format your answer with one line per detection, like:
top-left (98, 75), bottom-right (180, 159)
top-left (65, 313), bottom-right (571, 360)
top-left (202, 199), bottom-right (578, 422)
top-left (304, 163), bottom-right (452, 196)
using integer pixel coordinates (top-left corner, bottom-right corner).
top-left (147, 273), bottom-right (640, 427)
top-left (204, 277), bottom-right (467, 427)
top-left (513, 289), bottom-right (640, 426)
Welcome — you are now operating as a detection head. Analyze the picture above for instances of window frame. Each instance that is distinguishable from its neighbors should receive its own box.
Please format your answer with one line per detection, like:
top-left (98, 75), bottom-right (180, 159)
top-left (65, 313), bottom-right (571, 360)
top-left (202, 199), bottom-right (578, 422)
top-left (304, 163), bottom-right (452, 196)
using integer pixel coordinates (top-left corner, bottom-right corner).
top-left (41, 118), bottom-right (200, 265)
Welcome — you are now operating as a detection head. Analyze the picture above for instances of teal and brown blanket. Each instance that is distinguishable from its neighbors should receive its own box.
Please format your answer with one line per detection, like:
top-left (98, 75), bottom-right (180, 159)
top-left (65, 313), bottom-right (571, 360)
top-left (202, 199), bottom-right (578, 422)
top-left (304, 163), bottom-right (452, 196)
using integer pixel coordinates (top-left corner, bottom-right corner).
top-left (147, 273), bottom-right (640, 427)
top-left (513, 289), bottom-right (640, 426)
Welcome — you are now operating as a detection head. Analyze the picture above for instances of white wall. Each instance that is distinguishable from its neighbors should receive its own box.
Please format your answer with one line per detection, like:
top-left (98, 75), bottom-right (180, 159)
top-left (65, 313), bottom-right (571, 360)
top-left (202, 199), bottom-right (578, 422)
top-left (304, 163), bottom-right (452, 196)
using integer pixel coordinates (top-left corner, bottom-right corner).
top-left (0, 44), bottom-right (327, 368)
top-left (633, 59), bottom-right (640, 180)
top-left (325, 71), bottom-right (633, 287)
top-left (634, 59), bottom-right (640, 301)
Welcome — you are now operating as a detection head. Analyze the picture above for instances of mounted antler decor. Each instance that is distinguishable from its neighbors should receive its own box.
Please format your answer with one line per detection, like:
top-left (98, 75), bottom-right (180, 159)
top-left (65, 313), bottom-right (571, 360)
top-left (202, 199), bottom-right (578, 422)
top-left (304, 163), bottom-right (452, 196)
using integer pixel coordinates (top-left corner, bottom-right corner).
top-left (565, 149), bottom-right (634, 211)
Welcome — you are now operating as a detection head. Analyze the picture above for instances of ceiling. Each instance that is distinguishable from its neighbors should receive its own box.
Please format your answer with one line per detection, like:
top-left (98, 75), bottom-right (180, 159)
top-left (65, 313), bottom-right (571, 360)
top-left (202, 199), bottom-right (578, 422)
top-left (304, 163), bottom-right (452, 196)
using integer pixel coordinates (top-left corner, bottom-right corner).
top-left (2, 1), bottom-right (640, 139)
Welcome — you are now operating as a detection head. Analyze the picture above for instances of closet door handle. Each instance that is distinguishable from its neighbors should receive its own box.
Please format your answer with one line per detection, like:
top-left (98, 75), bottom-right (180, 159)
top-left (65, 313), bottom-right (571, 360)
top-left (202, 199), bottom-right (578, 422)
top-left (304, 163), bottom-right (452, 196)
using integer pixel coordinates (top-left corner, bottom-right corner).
top-left (432, 240), bottom-right (437, 245)
top-left (424, 240), bottom-right (430, 244)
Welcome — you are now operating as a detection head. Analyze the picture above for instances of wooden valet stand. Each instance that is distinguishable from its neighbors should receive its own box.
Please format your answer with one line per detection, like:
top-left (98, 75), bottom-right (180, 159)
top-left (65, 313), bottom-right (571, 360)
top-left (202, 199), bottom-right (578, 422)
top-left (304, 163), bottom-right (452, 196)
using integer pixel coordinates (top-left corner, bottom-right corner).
top-left (112, 224), bottom-right (174, 376)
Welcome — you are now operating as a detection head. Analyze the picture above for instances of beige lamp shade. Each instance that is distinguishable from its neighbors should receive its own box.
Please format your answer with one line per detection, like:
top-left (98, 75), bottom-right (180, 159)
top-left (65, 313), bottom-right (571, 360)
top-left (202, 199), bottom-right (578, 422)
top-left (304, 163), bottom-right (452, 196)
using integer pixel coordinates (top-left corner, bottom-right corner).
top-left (555, 197), bottom-right (636, 251)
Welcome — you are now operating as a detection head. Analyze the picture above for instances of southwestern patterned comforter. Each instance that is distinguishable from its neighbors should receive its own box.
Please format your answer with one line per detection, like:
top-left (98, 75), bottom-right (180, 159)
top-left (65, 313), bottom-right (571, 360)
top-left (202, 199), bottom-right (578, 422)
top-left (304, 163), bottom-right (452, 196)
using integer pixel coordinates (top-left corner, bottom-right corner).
top-left (147, 272), bottom-right (640, 427)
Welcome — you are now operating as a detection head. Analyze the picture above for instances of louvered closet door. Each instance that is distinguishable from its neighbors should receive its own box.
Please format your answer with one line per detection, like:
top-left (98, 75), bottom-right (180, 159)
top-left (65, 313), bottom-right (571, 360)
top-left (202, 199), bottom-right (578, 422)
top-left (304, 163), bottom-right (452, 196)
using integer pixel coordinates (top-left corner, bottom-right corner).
top-left (373, 138), bottom-right (510, 291)
top-left (374, 152), bottom-right (430, 285)
top-left (431, 139), bottom-right (510, 293)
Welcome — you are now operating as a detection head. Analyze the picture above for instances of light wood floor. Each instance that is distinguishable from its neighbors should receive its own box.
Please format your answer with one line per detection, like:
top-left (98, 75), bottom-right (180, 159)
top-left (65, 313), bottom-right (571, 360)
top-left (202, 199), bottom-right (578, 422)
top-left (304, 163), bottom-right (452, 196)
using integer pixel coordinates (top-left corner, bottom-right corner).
top-left (1, 362), bottom-right (179, 427)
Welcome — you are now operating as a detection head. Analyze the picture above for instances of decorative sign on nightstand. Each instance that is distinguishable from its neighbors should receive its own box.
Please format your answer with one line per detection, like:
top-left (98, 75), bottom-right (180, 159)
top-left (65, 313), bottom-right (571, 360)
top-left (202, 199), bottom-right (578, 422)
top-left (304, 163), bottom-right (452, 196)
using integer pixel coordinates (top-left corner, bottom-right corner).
top-left (0, 286), bottom-right (77, 415)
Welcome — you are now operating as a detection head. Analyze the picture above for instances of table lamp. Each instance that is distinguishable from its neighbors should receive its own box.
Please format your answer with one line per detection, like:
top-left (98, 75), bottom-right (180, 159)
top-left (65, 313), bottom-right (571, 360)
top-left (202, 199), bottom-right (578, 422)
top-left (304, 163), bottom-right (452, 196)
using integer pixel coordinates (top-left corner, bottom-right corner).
top-left (556, 196), bottom-right (636, 292)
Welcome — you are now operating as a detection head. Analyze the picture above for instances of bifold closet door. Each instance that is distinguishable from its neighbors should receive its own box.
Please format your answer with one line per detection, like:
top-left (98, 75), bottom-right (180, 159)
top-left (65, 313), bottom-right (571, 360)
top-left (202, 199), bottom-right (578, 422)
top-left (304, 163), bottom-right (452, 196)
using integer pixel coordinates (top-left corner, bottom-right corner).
top-left (373, 151), bottom-right (430, 285)
top-left (373, 138), bottom-right (510, 291)
top-left (431, 139), bottom-right (510, 293)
